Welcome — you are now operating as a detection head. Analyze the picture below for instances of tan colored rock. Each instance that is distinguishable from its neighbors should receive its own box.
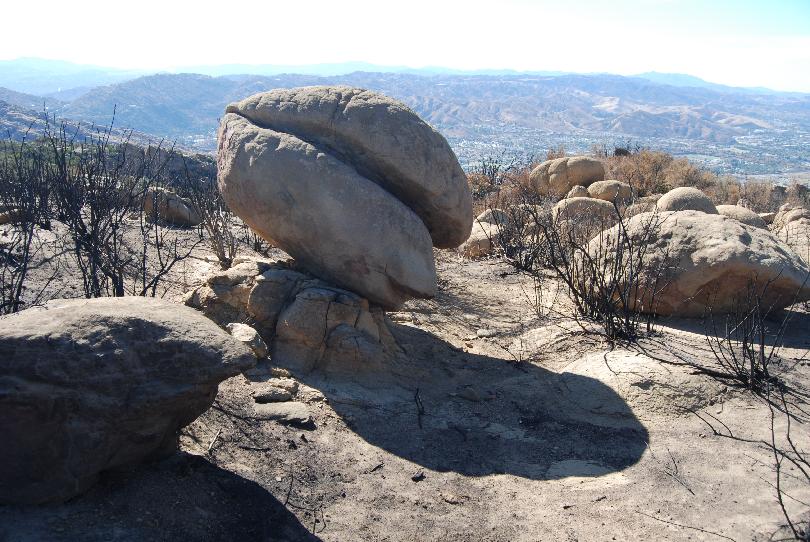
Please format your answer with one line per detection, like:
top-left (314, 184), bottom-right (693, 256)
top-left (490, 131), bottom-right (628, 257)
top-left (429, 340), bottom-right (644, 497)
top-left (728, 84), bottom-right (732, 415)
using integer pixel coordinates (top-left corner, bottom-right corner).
top-left (460, 222), bottom-right (501, 259)
top-left (773, 207), bottom-right (810, 232)
top-left (587, 180), bottom-right (632, 204)
top-left (716, 205), bottom-right (768, 229)
top-left (225, 86), bottom-right (472, 249)
top-left (186, 259), bottom-right (402, 375)
top-left (0, 297), bottom-right (254, 504)
top-left (591, 211), bottom-right (810, 317)
top-left (143, 187), bottom-right (201, 227)
top-left (529, 157), bottom-right (605, 198)
top-left (656, 187), bottom-right (717, 214)
top-left (475, 208), bottom-right (510, 227)
top-left (218, 112), bottom-right (436, 310)
top-left (226, 322), bottom-right (269, 358)
top-left (566, 185), bottom-right (589, 199)
top-left (624, 201), bottom-right (657, 218)
top-left (759, 212), bottom-right (776, 225)
top-left (552, 197), bottom-right (619, 243)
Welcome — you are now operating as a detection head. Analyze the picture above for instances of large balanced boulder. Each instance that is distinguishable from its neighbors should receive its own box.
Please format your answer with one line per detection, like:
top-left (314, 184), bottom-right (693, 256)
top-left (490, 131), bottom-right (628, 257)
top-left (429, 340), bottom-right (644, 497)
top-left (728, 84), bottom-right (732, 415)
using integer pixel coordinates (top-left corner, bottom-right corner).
top-left (591, 211), bottom-right (810, 317)
top-left (185, 259), bottom-right (402, 374)
top-left (0, 297), bottom-right (255, 504)
top-left (529, 157), bottom-right (605, 198)
top-left (143, 187), bottom-right (201, 227)
top-left (218, 86), bottom-right (472, 309)
top-left (716, 205), bottom-right (767, 229)
top-left (656, 187), bottom-right (717, 214)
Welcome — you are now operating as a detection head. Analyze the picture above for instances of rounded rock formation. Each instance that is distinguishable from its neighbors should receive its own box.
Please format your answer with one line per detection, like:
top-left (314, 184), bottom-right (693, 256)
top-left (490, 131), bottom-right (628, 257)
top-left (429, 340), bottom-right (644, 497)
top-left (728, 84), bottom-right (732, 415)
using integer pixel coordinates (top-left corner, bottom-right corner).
top-left (529, 157), bottom-right (605, 198)
top-left (588, 180), bottom-right (632, 205)
top-left (655, 187), bottom-right (717, 214)
top-left (591, 211), bottom-right (810, 317)
top-left (218, 86), bottom-right (473, 309)
top-left (566, 185), bottom-right (589, 199)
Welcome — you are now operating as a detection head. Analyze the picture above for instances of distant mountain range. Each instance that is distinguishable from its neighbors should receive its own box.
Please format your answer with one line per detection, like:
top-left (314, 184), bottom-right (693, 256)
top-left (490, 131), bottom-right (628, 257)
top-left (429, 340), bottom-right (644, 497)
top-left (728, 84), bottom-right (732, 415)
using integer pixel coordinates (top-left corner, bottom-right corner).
top-left (1, 58), bottom-right (809, 176)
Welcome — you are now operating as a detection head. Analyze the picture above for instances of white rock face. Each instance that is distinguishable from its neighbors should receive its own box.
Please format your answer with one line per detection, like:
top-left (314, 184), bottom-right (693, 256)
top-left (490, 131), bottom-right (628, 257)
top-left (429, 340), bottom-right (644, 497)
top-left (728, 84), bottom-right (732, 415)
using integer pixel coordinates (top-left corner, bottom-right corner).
top-left (591, 210), bottom-right (810, 317)
top-left (218, 87), bottom-right (473, 309)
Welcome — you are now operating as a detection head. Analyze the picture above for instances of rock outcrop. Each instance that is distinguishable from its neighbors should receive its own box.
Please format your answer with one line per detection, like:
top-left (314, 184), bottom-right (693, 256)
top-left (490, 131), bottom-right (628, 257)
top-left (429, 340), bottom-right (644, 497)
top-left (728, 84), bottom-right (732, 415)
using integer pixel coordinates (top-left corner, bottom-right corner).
top-left (529, 157), bottom-right (605, 198)
top-left (185, 259), bottom-right (401, 374)
top-left (591, 211), bottom-right (810, 317)
top-left (217, 86), bottom-right (472, 309)
top-left (655, 187), bottom-right (717, 214)
top-left (716, 204), bottom-right (767, 229)
top-left (0, 297), bottom-right (254, 504)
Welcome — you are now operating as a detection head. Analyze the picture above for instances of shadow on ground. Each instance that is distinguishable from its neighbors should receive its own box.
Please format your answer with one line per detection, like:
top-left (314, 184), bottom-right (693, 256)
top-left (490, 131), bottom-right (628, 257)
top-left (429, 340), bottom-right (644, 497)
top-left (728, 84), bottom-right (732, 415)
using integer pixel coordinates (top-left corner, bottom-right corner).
top-left (288, 323), bottom-right (650, 481)
top-left (0, 452), bottom-right (320, 542)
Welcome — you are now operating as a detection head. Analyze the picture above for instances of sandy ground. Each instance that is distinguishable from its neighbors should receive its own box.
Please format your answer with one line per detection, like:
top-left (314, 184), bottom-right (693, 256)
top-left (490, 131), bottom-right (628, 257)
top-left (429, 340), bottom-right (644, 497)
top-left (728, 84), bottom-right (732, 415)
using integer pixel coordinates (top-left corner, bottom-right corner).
top-left (2, 242), bottom-right (810, 541)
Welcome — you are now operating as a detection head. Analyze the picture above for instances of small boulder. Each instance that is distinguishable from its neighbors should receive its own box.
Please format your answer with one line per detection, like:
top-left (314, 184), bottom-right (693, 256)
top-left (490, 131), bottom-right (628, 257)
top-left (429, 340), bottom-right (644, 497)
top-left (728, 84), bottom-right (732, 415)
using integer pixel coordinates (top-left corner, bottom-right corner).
top-left (143, 187), bottom-right (201, 227)
top-left (655, 187), bottom-right (717, 214)
top-left (475, 208), bottom-right (511, 227)
top-left (460, 221), bottom-right (501, 258)
top-left (587, 180), bottom-right (632, 205)
top-left (227, 322), bottom-right (269, 358)
top-left (566, 185), bottom-right (589, 199)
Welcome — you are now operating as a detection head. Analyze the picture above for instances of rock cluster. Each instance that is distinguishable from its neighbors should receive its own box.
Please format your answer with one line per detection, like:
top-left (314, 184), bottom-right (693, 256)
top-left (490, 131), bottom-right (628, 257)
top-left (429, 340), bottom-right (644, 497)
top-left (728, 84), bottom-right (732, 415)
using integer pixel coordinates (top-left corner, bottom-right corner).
top-left (0, 297), bottom-right (254, 504)
top-left (185, 259), bottom-right (401, 374)
top-left (217, 86), bottom-right (473, 309)
top-left (529, 156), bottom-right (605, 198)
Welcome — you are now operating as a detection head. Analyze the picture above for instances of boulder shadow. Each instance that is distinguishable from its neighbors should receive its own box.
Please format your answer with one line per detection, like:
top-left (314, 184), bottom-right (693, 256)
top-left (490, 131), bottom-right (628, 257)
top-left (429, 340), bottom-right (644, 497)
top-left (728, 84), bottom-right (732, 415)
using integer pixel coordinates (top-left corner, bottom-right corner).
top-left (288, 323), bottom-right (650, 481)
top-left (0, 452), bottom-right (320, 542)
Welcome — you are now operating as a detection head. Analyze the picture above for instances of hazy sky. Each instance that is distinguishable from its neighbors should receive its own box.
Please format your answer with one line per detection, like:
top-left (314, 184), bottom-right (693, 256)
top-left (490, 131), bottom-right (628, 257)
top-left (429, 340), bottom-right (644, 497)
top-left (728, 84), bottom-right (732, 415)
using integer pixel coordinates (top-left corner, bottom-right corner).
top-left (2, 0), bottom-right (809, 91)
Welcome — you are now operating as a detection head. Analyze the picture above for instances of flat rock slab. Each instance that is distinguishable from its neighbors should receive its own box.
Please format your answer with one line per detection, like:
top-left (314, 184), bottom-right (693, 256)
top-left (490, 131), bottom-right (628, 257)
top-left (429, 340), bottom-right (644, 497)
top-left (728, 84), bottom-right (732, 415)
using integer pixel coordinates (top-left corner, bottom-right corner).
top-left (252, 402), bottom-right (313, 426)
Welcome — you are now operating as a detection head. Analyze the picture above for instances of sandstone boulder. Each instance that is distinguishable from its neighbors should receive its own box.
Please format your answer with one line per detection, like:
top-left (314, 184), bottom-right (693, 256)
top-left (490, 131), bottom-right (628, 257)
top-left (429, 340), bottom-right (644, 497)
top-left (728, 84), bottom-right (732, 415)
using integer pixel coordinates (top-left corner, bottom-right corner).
top-left (143, 187), bottom-right (201, 227)
top-left (776, 217), bottom-right (810, 264)
top-left (655, 187), bottom-right (717, 214)
top-left (185, 259), bottom-right (402, 374)
top-left (587, 180), bottom-right (632, 204)
top-left (223, 86), bottom-right (472, 248)
top-left (566, 185), bottom-right (589, 199)
top-left (529, 157), bottom-right (605, 198)
top-left (591, 211), bottom-right (810, 317)
top-left (218, 87), bottom-right (473, 309)
top-left (0, 297), bottom-right (254, 504)
top-left (716, 205), bottom-right (768, 229)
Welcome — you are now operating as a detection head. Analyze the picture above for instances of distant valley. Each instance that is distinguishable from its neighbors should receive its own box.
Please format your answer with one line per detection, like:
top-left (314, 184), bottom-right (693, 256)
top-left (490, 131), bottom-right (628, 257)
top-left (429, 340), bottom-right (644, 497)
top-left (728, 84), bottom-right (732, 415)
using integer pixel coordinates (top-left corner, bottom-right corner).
top-left (1, 59), bottom-right (809, 177)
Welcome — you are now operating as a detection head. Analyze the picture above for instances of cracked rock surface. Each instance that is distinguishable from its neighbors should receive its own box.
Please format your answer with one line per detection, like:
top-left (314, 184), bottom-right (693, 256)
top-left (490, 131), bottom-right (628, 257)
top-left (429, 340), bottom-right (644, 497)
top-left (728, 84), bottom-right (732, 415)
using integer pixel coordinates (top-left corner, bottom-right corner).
top-left (185, 259), bottom-right (402, 375)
